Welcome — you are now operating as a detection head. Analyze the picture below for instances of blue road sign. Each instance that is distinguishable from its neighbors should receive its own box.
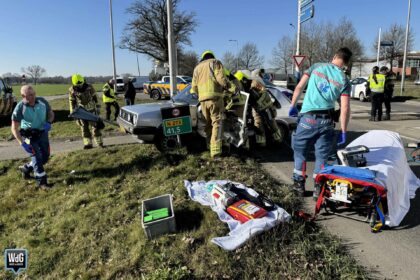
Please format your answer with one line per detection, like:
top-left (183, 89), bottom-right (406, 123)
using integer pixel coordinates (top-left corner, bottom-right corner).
top-left (300, 0), bottom-right (313, 8)
top-left (380, 40), bottom-right (394, 47)
top-left (300, 4), bottom-right (314, 23)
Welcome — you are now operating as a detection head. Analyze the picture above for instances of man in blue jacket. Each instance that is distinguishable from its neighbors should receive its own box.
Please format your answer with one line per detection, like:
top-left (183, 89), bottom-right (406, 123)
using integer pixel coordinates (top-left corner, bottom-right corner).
top-left (288, 47), bottom-right (352, 199)
top-left (11, 85), bottom-right (55, 189)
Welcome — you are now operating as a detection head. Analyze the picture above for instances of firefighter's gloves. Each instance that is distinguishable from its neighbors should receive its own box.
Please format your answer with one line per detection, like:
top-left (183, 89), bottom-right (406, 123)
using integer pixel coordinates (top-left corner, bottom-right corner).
top-left (21, 142), bottom-right (33, 154)
top-left (337, 132), bottom-right (346, 146)
top-left (288, 106), bottom-right (299, 117)
top-left (44, 122), bottom-right (52, 132)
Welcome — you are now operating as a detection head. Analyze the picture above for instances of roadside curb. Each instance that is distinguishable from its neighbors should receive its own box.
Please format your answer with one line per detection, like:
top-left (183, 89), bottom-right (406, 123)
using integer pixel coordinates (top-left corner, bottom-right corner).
top-left (352, 112), bottom-right (420, 120)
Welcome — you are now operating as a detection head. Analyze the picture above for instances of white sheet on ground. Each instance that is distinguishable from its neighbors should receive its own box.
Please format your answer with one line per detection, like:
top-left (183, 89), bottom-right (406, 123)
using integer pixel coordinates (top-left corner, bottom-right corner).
top-left (184, 180), bottom-right (290, 251)
top-left (347, 130), bottom-right (420, 227)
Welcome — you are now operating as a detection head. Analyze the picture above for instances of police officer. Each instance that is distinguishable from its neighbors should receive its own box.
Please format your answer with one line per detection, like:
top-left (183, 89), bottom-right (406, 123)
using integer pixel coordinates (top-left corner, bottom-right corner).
top-left (381, 66), bottom-right (394, 120)
top-left (69, 74), bottom-right (103, 149)
top-left (11, 85), bottom-right (55, 189)
top-left (103, 79), bottom-right (120, 121)
top-left (191, 50), bottom-right (236, 158)
top-left (368, 66), bottom-right (386, 122)
top-left (235, 71), bottom-right (283, 146)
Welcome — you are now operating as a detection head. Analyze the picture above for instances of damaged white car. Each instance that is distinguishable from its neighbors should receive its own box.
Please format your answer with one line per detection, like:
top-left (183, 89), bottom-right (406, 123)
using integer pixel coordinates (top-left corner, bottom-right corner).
top-left (117, 84), bottom-right (296, 152)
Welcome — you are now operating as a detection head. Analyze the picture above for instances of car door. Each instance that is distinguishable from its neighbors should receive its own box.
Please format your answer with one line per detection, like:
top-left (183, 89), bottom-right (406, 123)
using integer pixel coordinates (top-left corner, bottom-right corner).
top-left (223, 91), bottom-right (250, 148)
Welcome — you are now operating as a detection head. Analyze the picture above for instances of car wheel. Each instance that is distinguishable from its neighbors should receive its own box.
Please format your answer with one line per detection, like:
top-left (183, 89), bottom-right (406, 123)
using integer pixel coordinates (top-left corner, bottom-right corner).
top-left (151, 89), bottom-right (161, 100)
top-left (154, 131), bottom-right (180, 152)
top-left (359, 93), bottom-right (365, 102)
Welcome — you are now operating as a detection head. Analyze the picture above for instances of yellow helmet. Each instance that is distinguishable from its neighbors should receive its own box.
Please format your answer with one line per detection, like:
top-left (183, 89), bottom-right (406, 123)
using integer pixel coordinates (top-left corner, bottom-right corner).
top-left (234, 71), bottom-right (249, 81)
top-left (71, 74), bottom-right (85, 86)
top-left (201, 50), bottom-right (215, 60)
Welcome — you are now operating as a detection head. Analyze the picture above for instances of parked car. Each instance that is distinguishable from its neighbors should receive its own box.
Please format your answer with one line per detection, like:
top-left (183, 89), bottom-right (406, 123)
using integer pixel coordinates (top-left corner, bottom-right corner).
top-left (130, 76), bottom-right (150, 90)
top-left (117, 84), bottom-right (296, 152)
top-left (115, 77), bottom-right (125, 93)
top-left (0, 77), bottom-right (17, 120)
top-left (350, 77), bottom-right (369, 102)
top-left (415, 80), bottom-right (420, 85)
top-left (143, 75), bottom-right (192, 100)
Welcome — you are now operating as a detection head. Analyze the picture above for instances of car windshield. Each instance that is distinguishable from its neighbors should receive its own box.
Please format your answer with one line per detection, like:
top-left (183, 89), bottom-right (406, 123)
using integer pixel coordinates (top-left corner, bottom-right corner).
top-left (181, 76), bottom-right (192, 83)
top-left (173, 85), bottom-right (197, 103)
top-left (116, 79), bottom-right (123, 84)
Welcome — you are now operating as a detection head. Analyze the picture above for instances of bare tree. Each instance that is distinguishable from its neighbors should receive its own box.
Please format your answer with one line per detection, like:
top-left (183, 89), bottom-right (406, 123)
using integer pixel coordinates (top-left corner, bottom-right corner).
top-left (238, 42), bottom-right (264, 70)
top-left (21, 65), bottom-right (46, 85)
top-left (372, 23), bottom-right (415, 69)
top-left (299, 18), bottom-right (363, 74)
top-left (120, 0), bottom-right (197, 64)
top-left (178, 51), bottom-right (198, 76)
top-left (221, 51), bottom-right (237, 72)
top-left (271, 36), bottom-right (295, 74)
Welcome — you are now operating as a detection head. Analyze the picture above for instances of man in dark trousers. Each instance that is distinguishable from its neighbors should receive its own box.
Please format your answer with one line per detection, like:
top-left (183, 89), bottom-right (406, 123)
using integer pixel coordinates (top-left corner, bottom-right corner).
top-left (102, 79), bottom-right (120, 121)
top-left (11, 85), bottom-right (55, 189)
top-left (124, 78), bottom-right (136, 106)
top-left (381, 66), bottom-right (394, 120)
top-left (288, 47), bottom-right (353, 199)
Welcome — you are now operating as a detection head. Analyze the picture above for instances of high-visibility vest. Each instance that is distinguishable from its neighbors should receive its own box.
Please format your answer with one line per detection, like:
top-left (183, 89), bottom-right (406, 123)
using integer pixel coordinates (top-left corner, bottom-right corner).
top-left (368, 74), bottom-right (386, 93)
top-left (102, 83), bottom-right (116, 103)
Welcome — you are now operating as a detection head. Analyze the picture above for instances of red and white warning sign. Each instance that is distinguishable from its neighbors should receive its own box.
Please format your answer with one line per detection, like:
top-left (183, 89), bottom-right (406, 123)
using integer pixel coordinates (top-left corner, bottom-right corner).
top-left (293, 55), bottom-right (306, 67)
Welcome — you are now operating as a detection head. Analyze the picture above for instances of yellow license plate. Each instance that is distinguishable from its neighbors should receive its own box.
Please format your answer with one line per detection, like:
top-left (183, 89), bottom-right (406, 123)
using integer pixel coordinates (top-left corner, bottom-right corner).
top-left (165, 119), bottom-right (183, 127)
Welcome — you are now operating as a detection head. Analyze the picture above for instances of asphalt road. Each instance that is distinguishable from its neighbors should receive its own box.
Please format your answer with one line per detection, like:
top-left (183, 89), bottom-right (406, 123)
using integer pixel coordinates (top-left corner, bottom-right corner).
top-left (259, 99), bottom-right (420, 280)
top-left (1, 95), bottom-right (419, 279)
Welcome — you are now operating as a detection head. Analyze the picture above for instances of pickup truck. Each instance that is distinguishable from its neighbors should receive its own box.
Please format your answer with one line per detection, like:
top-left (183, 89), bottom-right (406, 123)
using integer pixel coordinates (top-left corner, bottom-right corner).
top-left (0, 77), bottom-right (16, 120)
top-left (143, 75), bottom-right (192, 100)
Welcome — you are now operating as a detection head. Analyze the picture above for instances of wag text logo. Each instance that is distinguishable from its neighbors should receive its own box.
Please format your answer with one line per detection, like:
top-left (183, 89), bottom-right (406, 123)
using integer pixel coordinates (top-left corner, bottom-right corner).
top-left (4, 249), bottom-right (28, 274)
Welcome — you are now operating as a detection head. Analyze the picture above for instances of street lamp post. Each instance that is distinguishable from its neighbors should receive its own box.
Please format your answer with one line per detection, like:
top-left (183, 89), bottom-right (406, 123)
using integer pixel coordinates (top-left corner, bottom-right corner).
top-left (136, 54), bottom-right (141, 76)
top-left (400, 0), bottom-right (412, 96)
top-left (289, 23), bottom-right (296, 75)
top-left (108, 0), bottom-right (117, 92)
top-left (229, 39), bottom-right (239, 70)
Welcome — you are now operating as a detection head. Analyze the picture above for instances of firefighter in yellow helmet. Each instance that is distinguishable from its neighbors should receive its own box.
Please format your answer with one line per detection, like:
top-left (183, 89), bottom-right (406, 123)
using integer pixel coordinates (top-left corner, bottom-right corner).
top-left (103, 79), bottom-right (120, 121)
top-left (234, 71), bottom-right (283, 146)
top-left (191, 50), bottom-right (237, 157)
top-left (69, 74), bottom-right (103, 149)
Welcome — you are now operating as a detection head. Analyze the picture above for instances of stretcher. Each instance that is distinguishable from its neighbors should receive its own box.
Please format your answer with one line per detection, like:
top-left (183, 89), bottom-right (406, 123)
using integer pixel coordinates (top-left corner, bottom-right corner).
top-left (314, 165), bottom-right (387, 232)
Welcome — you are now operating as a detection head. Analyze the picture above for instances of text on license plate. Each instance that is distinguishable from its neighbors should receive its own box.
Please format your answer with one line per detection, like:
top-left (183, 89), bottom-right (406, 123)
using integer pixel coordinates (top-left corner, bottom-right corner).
top-left (165, 119), bottom-right (183, 127)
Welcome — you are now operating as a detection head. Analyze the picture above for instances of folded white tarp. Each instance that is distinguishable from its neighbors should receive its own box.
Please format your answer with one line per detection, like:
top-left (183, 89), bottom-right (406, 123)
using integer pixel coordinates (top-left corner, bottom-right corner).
top-left (347, 130), bottom-right (420, 227)
top-left (184, 180), bottom-right (290, 251)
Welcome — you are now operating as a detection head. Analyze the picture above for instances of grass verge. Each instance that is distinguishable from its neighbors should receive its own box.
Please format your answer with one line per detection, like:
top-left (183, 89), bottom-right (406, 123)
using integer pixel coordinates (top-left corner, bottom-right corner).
top-left (12, 84), bottom-right (104, 98)
top-left (0, 145), bottom-right (368, 279)
top-left (0, 96), bottom-right (154, 141)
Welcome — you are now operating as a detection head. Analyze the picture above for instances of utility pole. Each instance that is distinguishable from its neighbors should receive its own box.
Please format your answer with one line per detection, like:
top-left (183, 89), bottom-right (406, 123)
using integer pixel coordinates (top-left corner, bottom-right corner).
top-left (295, 0), bottom-right (301, 80)
top-left (167, 0), bottom-right (178, 98)
top-left (136, 54), bottom-right (141, 76)
top-left (290, 23), bottom-right (296, 75)
top-left (400, 0), bottom-right (412, 96)
top-left (376, 28), bottom-right (381, 66)
top-left (229, 39), bottom-right (239, 70)
top-left (108, 0), bottom-right (117, 92)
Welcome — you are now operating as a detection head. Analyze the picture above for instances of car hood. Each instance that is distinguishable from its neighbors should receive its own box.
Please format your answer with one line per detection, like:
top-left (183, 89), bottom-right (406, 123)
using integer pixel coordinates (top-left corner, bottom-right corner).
top-left (122, 101), bottom-right (173, 115)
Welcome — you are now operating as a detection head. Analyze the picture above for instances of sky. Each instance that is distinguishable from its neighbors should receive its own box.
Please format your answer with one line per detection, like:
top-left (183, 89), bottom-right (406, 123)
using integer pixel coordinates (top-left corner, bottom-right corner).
top-left (0, 0), bottom-right (418, 77)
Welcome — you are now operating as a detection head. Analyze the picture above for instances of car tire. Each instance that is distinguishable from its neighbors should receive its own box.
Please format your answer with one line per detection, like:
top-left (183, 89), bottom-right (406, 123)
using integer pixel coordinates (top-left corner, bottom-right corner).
top-left (154, 131), bottom-right (180, 152)
top-left (151, 89), bottom-right (161, 100)
top-left (359, 93), bottom-right (366, 102)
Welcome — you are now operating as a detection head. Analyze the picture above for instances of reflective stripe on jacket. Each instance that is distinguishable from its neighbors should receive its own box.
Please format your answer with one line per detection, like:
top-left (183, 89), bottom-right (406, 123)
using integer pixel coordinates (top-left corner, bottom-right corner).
top-left (102, 83), bottom-right (116, 103)
top-left (368, 74), bottom-right (386, 93)
top-left (191, 58), bottom-right (233, 101)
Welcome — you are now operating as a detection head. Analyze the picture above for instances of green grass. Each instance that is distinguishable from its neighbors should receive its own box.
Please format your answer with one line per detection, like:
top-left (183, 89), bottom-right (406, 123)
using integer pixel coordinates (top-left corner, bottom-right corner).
top-left (393, 82), bottom-right (420, 101)
top-left (0, 145), bottom-right (369, 279)
top-left (0, 96), bottom-right (155, 141)
top-left (12, 84), bottom-right (104, 98)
